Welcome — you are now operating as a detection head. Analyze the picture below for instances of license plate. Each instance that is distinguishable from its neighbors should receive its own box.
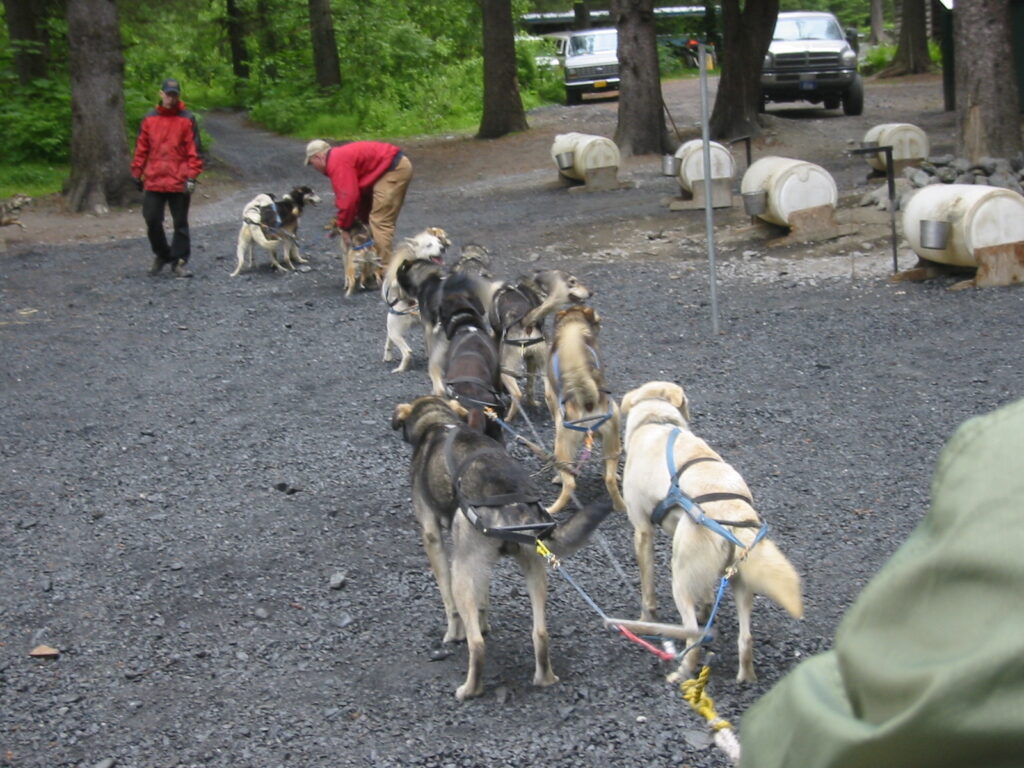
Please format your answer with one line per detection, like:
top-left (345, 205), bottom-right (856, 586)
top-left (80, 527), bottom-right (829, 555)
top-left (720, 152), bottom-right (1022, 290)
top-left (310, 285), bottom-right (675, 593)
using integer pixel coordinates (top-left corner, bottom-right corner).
top-left (799, 80), bottom-right (816, 91)
top-left (595, 80), bottom-right (608, 88)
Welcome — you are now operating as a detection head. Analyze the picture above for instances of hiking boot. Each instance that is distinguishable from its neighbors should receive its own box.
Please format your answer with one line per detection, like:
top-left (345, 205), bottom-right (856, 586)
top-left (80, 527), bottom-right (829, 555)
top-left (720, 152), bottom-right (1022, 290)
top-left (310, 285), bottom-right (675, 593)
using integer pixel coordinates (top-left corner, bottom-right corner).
top-left (172, 259), bottom-right (193, 278)
top-left (149, 256), bottom-right (168, 275)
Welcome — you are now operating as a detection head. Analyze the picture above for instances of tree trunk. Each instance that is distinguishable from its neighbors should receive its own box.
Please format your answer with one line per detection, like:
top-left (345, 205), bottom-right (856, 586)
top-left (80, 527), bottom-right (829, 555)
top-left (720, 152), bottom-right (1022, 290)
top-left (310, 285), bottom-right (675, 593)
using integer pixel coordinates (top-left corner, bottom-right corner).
top-left (308, 0), bottom-right (341, 90)
top-left (2, 0), bottom-right (51, 84)
top-left (64, 0), bottom-right (136, 214)
top-left (477, 0), bottom-right (529, 139)
top-left (878, 0), bottom-right (931, 77)
top-left (255, 0), bottom-right (279, 79)
top-left (573, 2), bottom-right (591, 30)
top-left (612, 0), bottom-right (672, 156)
top-left (709, 0), bottom-right (779, 141)
top-left (869, 0), bottom-right (884, 45)
top-left (225, 0), bottom-right (250, 82)
top-left (955, 0), bottom-right (1022, 161)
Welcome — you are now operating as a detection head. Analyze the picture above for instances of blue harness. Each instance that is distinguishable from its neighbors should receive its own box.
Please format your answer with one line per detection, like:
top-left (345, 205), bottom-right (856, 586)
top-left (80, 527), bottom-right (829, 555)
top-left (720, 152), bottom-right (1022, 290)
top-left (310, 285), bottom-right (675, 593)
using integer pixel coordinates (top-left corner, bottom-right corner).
top-left (650, 427), bottom-right (768, 549)
top-left (351, 237), bottom-right (376, 251)
top-left (550, 349), bottom-right (614, 433)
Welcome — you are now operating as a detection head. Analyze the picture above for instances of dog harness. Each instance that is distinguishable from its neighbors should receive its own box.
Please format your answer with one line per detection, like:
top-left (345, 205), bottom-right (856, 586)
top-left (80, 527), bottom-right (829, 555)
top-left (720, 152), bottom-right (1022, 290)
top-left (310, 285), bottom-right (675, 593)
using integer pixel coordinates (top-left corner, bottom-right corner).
top-left (489, 285), bottom-right (548, 350)
top-left (651, 427), bottom-right (768, 549)
top-left (443, 326), bottom-right (509, 411)
top-left (550, 349), bottom-right (614, 433)
top-left (443, 427), bottom-right (555, 544)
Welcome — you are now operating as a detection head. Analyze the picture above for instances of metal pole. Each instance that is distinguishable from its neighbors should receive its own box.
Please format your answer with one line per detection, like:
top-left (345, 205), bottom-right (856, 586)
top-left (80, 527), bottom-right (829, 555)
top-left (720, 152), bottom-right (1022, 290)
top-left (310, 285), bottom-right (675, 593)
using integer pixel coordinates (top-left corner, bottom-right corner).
top-left (883, 146), bottom-right (899, 273)
top-left (847, 144), bottom-right (900, 274)
top-left (698, 43), bottom-right (720, 335)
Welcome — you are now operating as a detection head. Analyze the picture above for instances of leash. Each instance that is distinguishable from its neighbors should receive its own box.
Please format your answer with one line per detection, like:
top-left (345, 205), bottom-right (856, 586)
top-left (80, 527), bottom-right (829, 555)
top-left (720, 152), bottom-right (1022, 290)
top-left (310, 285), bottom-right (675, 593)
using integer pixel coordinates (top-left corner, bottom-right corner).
top-left (484, 405), bottom-right (633, 591)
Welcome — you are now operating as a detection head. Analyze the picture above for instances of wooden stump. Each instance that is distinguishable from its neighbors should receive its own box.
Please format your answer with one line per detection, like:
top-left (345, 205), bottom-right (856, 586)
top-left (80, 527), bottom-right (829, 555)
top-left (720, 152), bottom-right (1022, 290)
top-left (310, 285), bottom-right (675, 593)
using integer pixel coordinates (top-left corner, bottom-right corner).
top-left (951, 241), bottom-right (1024, 290)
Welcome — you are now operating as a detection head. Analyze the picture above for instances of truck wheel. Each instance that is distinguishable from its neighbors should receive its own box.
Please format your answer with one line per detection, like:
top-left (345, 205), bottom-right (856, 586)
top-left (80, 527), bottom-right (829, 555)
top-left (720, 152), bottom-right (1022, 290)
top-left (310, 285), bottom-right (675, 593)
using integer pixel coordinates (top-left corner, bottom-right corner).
top-left (566, 89), bottom-right (582, 106)
top-left (757, 92), bottom-right (766, 114)
top-left (843, 74), bottom-right (864, 116)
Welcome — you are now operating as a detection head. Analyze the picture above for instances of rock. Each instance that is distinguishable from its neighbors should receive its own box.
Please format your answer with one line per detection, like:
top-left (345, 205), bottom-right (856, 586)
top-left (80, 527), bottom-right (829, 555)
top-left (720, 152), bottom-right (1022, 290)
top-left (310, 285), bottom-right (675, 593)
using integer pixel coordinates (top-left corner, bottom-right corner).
top-left (328, 571), bottom-right (347, 590)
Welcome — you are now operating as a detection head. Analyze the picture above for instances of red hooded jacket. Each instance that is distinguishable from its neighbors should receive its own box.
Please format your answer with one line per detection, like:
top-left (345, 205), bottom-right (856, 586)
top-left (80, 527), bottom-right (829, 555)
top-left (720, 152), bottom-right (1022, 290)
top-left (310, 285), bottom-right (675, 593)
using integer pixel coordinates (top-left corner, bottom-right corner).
top-left (131, 101), bottom-right (204, 193)
top-left (323, 141), bottom-right (401, 229)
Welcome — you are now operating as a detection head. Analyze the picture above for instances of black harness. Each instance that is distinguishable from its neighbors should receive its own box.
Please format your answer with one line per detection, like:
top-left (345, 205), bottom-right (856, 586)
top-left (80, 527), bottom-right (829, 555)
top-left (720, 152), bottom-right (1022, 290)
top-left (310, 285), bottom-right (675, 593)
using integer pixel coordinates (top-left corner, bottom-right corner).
top-left (443, 325), bottom-right (507, 411)
top-left (443, 427), bottom-right (555, 543)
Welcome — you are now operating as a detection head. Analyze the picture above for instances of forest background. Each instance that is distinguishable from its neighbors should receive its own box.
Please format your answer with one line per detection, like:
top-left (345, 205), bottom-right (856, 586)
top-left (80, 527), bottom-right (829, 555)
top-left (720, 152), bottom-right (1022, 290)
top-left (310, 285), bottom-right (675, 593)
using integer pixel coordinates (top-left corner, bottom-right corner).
top-left (1, 0), bottom-right (912, 198)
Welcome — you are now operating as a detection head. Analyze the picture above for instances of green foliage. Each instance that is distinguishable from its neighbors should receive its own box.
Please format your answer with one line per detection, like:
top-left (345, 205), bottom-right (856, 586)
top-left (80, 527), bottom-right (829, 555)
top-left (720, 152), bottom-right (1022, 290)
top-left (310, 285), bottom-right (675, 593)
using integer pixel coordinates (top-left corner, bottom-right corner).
top-left (0, 162), bottom-right (67, 199)
top-left (859, 42), bottom-right (896, 75)
top-left (0, 0), bottom-right (571, 194)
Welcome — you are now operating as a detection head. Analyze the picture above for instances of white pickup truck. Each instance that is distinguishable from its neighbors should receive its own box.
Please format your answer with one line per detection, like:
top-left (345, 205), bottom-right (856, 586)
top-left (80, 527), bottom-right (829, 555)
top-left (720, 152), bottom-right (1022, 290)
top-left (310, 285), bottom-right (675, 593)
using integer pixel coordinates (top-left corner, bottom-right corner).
top-left (760, 11), bottom-right (863, 115)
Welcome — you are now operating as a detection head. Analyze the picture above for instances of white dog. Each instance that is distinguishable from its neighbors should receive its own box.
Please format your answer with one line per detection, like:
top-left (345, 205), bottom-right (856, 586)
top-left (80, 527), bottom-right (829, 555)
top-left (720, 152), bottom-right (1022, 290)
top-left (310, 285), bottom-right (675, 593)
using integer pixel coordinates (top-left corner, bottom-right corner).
top-left (381, 227), bottom-right (450, 373)
top-left (231, 186), bottom-right (321, 276)
top-left (620, 381), bottom-right (803, 682)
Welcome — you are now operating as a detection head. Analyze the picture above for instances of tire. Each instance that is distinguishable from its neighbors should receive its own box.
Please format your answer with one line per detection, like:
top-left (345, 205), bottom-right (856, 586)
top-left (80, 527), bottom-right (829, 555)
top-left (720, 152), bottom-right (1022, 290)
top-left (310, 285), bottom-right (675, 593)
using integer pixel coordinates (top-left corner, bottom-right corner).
top-left (757, 92), bottom-right (766, 114)
top-left (824, 97), bottom-right (840, 110)
top-left (566, 88), bottom-right (583, 106)
top-left (843, 74), bottom-right (864, 116)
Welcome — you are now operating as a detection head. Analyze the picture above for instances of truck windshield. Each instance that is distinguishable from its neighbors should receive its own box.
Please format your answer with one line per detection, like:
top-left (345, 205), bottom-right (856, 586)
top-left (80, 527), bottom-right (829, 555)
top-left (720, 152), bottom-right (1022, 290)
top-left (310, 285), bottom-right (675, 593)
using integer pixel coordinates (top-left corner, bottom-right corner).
top-left (569, 33), bottom-right (617, 56)
top-left (773, 18), bottom-right (842, 41)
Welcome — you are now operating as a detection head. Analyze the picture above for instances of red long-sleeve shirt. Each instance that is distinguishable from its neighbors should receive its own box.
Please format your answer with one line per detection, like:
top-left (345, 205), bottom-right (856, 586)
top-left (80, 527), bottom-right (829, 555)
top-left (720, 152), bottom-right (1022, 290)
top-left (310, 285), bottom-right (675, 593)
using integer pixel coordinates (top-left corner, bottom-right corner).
top-left (323, 141), bottom-right (401, 229)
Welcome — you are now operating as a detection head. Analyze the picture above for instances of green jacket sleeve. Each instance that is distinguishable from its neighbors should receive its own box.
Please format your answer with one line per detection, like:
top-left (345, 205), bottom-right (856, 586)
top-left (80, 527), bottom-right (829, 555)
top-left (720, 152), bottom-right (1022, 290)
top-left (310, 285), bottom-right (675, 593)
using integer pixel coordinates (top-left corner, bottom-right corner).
top-left (740, 397), bottom-right (1024, 768)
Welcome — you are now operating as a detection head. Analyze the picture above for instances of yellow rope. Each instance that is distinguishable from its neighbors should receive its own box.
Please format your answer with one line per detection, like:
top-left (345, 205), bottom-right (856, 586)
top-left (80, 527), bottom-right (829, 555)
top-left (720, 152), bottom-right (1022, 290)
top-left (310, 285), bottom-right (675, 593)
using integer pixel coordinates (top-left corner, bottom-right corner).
top-left (679, 665), bottom-right (733, 732)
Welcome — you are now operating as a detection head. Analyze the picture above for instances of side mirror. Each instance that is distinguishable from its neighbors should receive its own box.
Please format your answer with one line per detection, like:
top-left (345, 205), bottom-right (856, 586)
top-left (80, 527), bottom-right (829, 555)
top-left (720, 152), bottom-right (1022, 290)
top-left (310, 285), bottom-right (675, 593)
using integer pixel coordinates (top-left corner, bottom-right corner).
top-left (845, 27), bottom-right (859, 53)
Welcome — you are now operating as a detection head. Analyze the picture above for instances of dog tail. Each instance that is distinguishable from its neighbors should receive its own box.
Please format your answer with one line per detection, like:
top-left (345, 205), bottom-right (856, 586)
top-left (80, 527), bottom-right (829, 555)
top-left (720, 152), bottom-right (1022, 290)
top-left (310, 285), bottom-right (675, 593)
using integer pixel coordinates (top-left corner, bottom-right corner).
top-left (740, 539), bottom-right (804, 619)
top-left (545, 500), bottom-right (614, 556)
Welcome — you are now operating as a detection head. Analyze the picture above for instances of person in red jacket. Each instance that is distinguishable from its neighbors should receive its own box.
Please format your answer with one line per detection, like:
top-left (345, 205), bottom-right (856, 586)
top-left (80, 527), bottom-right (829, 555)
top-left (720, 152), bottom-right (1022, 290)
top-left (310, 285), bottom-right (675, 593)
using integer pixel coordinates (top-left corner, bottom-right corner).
top-left (303, 138), bottom-right (413, 270)
top-left (131, 78), bottom-right (204, 278)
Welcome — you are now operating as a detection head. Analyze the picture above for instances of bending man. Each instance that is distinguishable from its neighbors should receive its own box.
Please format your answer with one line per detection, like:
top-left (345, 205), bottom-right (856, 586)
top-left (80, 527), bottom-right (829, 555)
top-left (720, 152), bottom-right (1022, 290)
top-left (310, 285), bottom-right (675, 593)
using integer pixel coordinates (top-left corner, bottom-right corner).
top-left (304, 139), bottom-right (413, 270)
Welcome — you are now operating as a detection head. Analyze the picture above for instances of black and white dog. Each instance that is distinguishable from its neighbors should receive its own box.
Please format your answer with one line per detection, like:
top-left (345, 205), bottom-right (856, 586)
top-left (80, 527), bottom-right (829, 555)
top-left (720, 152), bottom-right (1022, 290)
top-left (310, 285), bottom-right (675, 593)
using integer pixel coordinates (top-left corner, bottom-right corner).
top-left (231, 186), bottom-right (321, 276)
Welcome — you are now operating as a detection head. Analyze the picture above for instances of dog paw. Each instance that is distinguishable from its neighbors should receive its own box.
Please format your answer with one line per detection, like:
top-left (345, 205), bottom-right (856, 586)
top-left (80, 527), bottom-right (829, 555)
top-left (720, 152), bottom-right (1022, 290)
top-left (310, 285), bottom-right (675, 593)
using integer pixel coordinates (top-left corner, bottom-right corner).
top-left (736, 666), bottom-right (757, 684)
top-left (533, 670), bottom-right (559, 688)
top-left (455, 682), bottom-right (483, 701)
top-left (443, 620), bottom-right (466, 644)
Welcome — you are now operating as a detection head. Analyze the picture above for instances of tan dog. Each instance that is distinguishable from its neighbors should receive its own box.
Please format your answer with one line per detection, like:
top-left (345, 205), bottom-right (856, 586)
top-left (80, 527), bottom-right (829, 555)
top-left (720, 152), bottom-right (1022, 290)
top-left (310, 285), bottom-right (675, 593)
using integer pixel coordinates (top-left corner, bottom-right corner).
top-left (543, 305), bottom-right (625, 514)
top-left (620, 381), bottom-right (803, 682)
top-left (342, 220), bottom-right (380, 296)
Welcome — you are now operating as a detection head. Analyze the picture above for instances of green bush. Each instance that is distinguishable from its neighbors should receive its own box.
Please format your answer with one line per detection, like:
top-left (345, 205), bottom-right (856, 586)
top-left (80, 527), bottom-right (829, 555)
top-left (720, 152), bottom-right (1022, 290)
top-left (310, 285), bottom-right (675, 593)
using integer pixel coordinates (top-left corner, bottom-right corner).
top-left (0, 76), bottom-right (72, 165)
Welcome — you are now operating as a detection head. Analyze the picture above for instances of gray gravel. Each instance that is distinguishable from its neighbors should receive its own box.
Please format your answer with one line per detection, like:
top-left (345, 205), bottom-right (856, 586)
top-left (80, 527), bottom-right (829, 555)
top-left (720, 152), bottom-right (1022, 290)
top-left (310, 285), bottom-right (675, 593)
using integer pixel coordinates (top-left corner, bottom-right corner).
top-left (3, 84), bottom-right (1023, 768)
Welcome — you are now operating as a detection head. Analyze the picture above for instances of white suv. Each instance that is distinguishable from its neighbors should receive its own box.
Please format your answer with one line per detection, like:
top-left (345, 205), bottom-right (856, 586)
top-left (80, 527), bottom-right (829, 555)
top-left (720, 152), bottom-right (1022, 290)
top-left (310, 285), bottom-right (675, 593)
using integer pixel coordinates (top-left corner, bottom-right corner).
top-left (760, 11), bottom-right (863, 115)
top-left (546, 28), bottom-right (620, 106)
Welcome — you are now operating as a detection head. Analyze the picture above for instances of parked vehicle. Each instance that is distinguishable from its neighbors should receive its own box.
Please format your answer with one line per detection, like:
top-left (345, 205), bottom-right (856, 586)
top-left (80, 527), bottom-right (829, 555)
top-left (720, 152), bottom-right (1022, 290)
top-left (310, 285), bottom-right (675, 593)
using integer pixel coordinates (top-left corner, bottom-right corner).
top-left (545, 28), bottom-right (620, 106)
top-left (760, 11), bottom-right (863, 115)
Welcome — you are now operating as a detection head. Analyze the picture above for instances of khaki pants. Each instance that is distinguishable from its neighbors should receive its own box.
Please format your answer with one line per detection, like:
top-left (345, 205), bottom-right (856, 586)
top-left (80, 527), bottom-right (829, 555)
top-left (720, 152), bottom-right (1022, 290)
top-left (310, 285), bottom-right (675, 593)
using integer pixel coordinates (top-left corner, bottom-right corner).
top-left (369, 155), bottom-right (413, 267)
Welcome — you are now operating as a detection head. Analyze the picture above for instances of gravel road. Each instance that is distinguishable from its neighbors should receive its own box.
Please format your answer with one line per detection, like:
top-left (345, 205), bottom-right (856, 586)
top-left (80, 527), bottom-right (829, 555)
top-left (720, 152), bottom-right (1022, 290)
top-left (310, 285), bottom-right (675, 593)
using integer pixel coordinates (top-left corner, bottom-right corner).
top-left (2, 76), bottom-right (1022, 768)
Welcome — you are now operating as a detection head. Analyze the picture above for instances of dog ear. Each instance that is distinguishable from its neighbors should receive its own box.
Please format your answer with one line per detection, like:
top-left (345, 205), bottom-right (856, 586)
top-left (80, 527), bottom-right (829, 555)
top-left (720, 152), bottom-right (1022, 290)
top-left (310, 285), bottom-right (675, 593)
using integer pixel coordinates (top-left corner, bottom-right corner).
top-left (391, 402), bottom-right (412, 430)
top-left (661, 383), bottom-right (691, 420)
top-left (620, 388), bottom-right (638, 416)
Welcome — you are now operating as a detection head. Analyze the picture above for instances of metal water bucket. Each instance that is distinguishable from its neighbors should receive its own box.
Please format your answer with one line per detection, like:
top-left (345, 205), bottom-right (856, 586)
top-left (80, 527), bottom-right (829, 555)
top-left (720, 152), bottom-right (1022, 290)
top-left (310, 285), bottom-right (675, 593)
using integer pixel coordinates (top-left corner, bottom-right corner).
top-left (919, 219), bottom-right (951, 250)
top-left (555, 152), bottom-right (575, 171)
top-left (662, 154), bottom-right (682, 176)
top-left (742, 190), bottom-right (768, 216)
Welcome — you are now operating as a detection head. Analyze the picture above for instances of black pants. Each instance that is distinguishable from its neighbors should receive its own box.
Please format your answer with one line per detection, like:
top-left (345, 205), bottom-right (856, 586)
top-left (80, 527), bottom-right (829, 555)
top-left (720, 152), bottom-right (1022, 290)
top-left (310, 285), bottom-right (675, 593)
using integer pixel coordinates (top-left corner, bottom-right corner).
top-left (142, 191), bottom-right (191, 264)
